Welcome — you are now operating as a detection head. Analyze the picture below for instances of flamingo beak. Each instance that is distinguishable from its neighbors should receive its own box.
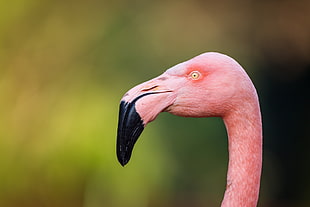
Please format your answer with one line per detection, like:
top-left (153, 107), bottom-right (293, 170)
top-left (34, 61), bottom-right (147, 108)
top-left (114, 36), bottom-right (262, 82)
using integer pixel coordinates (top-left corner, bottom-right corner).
top-left (117, 78), bottom-right (176, 166)
top-left (117, 92), bottom-right (156, 166)
top-left (117, 100), bottom-right (143, 166)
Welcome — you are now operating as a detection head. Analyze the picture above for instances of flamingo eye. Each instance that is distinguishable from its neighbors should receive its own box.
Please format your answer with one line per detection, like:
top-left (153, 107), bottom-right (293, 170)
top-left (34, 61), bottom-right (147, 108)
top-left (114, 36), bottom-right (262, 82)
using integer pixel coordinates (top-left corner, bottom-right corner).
top-left (190, 71), bottom-right (201, 80)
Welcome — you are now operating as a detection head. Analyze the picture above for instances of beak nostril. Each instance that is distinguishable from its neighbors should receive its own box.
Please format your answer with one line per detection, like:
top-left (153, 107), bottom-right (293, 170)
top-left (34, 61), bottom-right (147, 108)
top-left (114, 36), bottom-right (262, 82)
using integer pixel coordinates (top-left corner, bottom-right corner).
top-left (141, 85), bottom-right (159, 92)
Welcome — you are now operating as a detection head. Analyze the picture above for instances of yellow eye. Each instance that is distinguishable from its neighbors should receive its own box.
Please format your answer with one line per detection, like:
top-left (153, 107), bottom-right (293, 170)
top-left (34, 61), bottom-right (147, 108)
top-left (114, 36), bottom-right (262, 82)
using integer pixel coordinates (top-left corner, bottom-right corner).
top-left (190, 71), bottom-right (200, 80)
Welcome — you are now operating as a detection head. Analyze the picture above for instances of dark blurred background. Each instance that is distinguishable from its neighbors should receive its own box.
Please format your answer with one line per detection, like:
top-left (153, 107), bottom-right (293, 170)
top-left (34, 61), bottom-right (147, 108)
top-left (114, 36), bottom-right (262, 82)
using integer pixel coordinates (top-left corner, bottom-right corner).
top-left (0, 0), bottom-right (309, 206)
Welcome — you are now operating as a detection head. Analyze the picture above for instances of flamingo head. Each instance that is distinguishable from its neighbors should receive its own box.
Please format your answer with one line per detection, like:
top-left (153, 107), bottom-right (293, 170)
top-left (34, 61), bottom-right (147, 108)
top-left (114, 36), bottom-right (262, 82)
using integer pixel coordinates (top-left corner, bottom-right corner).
top-left (117, 52), bottom-right (253, 166)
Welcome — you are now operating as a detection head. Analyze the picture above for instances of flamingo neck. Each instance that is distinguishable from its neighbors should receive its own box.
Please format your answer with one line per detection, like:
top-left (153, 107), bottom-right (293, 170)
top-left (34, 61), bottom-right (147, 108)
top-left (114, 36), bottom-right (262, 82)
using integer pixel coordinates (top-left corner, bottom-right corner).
top-left (221, 98), bottom-right (262, 207)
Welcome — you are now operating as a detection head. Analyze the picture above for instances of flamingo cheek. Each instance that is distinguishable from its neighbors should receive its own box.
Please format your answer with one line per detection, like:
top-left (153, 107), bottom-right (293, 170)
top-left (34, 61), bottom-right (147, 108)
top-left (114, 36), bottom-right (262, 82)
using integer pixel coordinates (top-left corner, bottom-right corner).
top-left (135, 93), bottom-right (176, 125)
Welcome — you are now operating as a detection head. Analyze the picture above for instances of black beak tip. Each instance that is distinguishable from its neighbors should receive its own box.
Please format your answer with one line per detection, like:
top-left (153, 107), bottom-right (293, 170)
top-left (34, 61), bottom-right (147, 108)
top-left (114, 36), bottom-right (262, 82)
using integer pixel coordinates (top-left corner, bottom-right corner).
top-left (117, 100), bottom-right (145, 166)
top-left (119, 157), bottom-right (128, 167)
top-left (117, 151), bottom-right (130, 167)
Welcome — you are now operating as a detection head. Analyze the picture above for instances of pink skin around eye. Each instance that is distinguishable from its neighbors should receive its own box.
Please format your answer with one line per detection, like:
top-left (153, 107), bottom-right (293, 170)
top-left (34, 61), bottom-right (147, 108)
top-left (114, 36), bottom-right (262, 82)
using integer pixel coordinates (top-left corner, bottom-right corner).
top-left (185, 65), bottom-right (208, 82)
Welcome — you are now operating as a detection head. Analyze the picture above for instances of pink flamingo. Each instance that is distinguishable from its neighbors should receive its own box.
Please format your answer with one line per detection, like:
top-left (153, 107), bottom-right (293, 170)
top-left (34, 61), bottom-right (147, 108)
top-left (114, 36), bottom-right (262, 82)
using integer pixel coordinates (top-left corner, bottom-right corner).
top-left (117, 52), bottom-right (262, 207)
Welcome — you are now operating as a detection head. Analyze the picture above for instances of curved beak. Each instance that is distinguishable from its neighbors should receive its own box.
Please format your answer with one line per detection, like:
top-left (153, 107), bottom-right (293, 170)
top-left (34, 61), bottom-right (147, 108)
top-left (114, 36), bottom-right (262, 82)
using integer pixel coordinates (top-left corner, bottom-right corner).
top-left (117, 75), bottom-right (176, 166)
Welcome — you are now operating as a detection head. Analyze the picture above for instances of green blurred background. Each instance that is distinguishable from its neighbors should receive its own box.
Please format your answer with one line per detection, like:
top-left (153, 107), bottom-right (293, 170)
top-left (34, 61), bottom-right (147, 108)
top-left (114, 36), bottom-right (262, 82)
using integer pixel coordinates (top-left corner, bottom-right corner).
top-left (0, 0), bottom-right (309, 206)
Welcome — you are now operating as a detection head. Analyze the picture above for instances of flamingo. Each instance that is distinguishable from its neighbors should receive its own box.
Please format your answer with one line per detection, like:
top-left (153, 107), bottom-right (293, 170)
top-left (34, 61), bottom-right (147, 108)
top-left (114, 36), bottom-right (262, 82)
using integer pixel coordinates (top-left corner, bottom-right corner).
top-left (117, 52), bottom-right (262, 207)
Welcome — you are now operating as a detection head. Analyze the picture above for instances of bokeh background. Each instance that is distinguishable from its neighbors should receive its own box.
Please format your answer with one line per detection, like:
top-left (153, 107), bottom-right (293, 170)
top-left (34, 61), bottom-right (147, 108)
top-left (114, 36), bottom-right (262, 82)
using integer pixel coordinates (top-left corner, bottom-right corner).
top-left (0, 0), bottom-right (309, 206)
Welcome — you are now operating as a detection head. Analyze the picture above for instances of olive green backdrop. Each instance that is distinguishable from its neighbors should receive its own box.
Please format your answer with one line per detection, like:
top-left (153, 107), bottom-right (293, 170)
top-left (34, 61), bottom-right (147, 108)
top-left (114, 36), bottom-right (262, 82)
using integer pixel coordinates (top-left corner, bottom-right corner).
top-left (0, 0), bottom-right (309, 206)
